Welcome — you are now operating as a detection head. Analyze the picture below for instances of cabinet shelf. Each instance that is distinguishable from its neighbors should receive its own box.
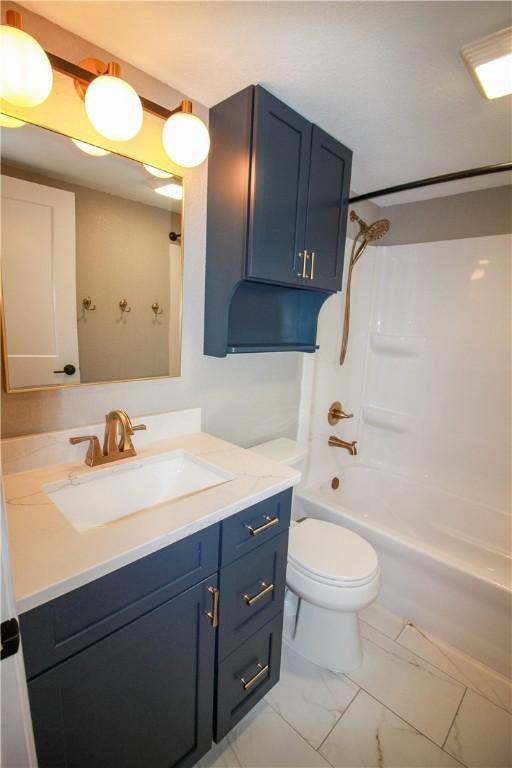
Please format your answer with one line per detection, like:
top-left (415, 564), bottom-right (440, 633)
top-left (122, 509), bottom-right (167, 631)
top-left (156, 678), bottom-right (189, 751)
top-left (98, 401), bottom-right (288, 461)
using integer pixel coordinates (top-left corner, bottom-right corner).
top-left (226, 343), bottom-right (319, 354)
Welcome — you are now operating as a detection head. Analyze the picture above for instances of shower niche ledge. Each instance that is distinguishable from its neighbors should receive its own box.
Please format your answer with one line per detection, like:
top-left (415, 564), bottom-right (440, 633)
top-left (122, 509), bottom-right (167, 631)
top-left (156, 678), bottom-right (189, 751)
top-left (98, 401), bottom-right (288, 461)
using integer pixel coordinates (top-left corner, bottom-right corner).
top-left (362, 405), bottom-right (413, 433)
top-left (370, 332), bottom-right (426, 358)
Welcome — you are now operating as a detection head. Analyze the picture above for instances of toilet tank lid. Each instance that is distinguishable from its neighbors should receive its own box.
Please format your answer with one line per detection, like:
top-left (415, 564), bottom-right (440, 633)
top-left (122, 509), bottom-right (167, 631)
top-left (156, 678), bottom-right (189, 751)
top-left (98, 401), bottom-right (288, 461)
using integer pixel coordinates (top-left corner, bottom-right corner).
top-left (249, 438), bottom-right (306, 466)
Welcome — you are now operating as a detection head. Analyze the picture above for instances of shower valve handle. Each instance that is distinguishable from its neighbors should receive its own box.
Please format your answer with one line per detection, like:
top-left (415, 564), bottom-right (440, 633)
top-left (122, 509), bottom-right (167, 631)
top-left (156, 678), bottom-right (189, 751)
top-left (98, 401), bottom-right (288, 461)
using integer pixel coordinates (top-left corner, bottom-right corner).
top-left (328, 401), bottom-right (354, 425)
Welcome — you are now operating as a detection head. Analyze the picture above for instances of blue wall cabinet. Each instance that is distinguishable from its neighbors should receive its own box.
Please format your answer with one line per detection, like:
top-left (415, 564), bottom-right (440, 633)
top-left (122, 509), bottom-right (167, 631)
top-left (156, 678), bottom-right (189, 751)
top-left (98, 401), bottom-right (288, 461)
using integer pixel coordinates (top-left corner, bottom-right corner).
top-left (20, 491), bottom-right (292, 768)
top-left (305, 126), bottom-right (352, 291)
top-left (247, 87), bottom-right (312, 286)
top-left (205, 85), bottom-right (352, 356)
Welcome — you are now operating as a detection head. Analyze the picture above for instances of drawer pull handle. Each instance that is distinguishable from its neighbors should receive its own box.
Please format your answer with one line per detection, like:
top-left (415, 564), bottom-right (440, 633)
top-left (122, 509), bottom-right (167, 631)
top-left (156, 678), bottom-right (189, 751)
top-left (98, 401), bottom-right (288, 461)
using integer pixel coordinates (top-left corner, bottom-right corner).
top-left (240, 663), bottom-right (269, 691)
top-left (244, 581), bottom-right (274, 606)
top-left (246, 515), bottom-right (279, 536)
top-left (207, 586), bottom-right (220, 627)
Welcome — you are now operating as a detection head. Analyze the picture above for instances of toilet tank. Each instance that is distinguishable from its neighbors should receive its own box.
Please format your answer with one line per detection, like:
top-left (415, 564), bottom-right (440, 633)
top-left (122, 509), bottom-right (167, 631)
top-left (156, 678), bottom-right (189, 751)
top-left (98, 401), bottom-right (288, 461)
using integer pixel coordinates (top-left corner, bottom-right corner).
top-left (249, 438), bottom-right (307, 524)
top-left (249, 438), bottom-right (306, 472)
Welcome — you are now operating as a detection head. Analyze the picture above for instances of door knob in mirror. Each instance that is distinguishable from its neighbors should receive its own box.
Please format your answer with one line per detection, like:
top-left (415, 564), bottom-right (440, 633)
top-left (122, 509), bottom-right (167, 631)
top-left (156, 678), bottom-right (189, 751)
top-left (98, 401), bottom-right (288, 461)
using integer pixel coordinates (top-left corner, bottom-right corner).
top-left (53, 364), bottom-right (76, 376)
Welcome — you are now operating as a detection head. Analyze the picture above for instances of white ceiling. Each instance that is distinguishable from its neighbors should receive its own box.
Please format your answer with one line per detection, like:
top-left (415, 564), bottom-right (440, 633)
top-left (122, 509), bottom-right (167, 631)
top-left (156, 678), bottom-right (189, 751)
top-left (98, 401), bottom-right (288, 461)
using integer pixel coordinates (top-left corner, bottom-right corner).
top-left (21, 1), bottom-right (512, 198)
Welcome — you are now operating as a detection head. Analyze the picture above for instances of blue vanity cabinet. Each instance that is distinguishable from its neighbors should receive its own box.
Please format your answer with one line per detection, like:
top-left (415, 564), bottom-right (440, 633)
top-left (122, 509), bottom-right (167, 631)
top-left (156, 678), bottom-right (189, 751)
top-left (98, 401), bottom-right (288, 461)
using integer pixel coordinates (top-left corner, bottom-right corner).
top-left (213, 489), bottom-right (291, 740)
top-left (20, 490), bottom-right (292, 767)
top-left (28, 578), bottom-right (217, 768)
top-left (21, 526), bottom-right (221, 768)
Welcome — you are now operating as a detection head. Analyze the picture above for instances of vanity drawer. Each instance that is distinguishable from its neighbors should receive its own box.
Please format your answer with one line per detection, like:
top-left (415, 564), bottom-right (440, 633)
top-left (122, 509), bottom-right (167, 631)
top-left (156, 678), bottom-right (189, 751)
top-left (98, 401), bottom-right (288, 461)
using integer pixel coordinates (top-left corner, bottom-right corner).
top-left (20, 524), bottom-right (220, 679)
top-left (215, 613), bottom-right (283, 742)
top-left (218, 530), bottom-right (288, 660)
top-left (220, 488), bottom-right (292, 565)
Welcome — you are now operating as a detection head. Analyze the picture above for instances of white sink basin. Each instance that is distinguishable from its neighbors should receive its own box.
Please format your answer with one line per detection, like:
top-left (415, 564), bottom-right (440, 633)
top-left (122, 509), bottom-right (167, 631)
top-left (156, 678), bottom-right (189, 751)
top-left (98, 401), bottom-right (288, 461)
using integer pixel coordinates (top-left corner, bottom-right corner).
top-left (43, 450), bottom-right (235, 532)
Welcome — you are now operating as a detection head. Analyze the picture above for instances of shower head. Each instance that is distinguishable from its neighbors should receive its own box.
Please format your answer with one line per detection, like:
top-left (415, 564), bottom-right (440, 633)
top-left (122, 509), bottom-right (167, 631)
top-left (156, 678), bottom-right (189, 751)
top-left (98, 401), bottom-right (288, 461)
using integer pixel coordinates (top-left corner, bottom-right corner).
top-left (366, 218), bottom-right (390, 242)
top-left (349, 210), bottom-right (390, 243)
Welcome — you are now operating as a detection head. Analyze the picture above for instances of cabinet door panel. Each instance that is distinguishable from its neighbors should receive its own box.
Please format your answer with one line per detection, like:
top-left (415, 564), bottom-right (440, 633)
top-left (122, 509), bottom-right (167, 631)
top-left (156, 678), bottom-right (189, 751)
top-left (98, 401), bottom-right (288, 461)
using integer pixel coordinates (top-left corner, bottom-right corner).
top-left (28, 578), bottom-right (217, 768)
top-left (247, 86), bottom-right (311, 286)
top-left (305, 126), bottom-right (352, 292)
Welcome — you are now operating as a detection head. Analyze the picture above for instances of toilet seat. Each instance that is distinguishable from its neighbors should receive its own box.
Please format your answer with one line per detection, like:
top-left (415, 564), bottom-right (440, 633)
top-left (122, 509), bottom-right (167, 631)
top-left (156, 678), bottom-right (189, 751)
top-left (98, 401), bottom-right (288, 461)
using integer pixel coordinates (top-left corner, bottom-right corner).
top-left (288, 518), bottom-right (379, 587)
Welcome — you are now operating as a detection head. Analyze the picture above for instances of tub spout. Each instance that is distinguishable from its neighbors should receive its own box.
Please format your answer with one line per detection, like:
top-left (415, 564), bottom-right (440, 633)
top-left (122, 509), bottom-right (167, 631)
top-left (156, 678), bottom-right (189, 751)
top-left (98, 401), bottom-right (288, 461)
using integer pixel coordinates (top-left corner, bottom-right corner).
top-left (328, 435), bottom-right (358, 456)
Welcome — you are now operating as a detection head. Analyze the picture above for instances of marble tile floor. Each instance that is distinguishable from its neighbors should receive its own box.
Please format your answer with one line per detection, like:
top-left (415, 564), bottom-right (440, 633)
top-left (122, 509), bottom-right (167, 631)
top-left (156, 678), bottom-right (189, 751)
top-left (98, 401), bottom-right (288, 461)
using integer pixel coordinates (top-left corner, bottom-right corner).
top-left (198, 605), bottom-right (512, 768)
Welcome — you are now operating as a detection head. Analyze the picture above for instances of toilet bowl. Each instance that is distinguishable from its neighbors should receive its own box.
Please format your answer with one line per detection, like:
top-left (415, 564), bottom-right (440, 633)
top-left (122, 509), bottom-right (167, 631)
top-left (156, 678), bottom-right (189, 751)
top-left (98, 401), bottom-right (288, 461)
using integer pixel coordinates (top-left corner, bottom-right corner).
top-left (250, 438), bottom-right (380, 672)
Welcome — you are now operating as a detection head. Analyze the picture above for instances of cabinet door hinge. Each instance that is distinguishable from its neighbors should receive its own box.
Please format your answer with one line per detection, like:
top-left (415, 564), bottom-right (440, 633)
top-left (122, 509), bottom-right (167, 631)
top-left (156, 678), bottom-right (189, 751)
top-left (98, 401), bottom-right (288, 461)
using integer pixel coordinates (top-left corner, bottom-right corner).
top-left (1, 618), bottom-right (20, 661)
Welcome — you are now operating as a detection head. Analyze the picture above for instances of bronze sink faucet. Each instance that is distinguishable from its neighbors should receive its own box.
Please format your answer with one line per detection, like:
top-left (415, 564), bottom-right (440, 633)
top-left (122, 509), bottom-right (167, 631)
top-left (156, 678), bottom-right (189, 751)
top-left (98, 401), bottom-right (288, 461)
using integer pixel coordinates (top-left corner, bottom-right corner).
top-left (70, 410), bottom-right (146, 467)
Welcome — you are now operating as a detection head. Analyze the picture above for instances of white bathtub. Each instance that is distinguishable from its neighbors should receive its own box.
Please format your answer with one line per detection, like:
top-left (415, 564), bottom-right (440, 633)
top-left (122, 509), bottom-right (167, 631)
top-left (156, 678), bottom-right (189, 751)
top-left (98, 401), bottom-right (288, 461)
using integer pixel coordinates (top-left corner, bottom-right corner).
top-left (296, 464), bottom-right (512, 677)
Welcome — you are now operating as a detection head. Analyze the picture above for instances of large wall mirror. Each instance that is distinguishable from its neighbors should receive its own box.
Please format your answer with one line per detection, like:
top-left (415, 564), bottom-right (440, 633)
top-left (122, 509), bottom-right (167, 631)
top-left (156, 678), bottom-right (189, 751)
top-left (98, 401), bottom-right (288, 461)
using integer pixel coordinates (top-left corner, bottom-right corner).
top-left (1, 123), bottom-right (183, 391)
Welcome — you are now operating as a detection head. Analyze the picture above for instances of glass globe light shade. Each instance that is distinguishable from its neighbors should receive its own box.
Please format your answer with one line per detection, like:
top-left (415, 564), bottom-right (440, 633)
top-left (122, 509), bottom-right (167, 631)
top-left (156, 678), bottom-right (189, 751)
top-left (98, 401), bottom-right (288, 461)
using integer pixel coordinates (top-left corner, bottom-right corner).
top-left (71, 139), bottom-right (110, 157)
top-left (162, 112), bottom-right (210, 168)
top-left (143, 163), bottom-right (173, 179)
top-left (85, 74), bottom-right (143, 142)
top-left (0, 24), bottom-right (53, 107)
top-left (0, 113), bottom-right (25, 128)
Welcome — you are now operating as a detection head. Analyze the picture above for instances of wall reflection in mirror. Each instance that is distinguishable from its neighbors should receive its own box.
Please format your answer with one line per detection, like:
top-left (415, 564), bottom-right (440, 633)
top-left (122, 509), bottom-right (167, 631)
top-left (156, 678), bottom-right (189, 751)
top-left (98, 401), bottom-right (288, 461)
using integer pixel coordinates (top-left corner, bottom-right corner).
top-left (1, 122), bottom-right (183, 391)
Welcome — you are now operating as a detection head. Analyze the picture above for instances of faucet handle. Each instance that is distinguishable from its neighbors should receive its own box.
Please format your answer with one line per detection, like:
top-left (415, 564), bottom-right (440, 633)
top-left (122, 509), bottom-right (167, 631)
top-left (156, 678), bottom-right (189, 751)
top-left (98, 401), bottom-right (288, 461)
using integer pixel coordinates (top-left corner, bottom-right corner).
top-left (328, 401), bottom-right (354, 425)
top-left (131, 423), bottom-right (146, 432)
top-left (69, 435), bottom-right (103, 467)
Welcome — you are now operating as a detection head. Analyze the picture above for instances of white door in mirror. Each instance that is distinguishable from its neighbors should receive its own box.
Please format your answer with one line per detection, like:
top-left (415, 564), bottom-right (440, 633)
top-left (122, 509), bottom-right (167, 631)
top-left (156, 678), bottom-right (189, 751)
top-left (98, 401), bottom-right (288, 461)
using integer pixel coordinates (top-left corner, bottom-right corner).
top-left (43, 451), bottom-right (235, 532)
top-left (1, 175), bottom-right (80, 388)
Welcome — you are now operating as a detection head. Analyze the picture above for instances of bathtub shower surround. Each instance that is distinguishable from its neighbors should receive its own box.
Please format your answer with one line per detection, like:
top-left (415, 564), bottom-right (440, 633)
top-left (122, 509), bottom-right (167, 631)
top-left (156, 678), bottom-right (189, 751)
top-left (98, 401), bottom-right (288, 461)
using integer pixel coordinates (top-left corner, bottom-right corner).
top-left (300, 217), bottom-right (512, 676)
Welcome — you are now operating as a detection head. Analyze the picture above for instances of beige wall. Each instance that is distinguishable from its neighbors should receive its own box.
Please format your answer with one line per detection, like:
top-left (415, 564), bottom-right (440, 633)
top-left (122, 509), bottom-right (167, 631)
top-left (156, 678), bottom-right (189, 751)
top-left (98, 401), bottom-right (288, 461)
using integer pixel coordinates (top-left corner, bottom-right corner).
top-left (2, 162), bottom-right (176, 383)
top-left (1, 3), bottom-right (302, 445)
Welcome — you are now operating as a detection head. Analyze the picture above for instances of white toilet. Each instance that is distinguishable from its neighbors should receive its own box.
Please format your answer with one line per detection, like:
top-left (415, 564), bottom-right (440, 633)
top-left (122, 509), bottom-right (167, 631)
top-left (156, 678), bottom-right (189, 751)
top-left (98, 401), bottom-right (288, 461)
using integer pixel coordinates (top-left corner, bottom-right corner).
top-left (250, 438), bottom-right (380, 673)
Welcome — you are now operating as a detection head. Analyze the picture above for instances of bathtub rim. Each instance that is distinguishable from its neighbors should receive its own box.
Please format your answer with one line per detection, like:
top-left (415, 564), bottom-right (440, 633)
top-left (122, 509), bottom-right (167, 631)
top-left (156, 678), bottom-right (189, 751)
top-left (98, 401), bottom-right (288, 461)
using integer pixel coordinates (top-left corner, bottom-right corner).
top-left (297, 482), bottom-right (512, 597)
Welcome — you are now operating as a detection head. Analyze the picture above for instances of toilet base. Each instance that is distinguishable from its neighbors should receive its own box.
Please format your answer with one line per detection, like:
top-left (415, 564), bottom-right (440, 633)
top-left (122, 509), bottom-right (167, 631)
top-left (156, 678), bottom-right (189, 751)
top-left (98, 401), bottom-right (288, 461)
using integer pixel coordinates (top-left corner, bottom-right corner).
top-left (285, 597), bottom-right (363, 673)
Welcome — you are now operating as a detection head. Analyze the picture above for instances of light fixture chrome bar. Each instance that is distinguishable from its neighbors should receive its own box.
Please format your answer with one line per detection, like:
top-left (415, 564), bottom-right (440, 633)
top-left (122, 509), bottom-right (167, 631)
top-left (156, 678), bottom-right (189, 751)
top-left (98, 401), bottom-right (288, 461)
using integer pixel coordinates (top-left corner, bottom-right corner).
top-left (349, 162), bottom-right (512, 203)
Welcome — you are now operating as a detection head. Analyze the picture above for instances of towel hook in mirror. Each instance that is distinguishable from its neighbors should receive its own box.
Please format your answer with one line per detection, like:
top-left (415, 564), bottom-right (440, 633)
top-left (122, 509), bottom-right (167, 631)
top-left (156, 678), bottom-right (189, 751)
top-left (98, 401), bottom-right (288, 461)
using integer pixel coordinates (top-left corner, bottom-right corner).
top-left (151, 302), bottom-right (164, 316)
top-left (119, 298), bottom-right (132, 313)
top-left (82, 296), bottom-right (96, 311)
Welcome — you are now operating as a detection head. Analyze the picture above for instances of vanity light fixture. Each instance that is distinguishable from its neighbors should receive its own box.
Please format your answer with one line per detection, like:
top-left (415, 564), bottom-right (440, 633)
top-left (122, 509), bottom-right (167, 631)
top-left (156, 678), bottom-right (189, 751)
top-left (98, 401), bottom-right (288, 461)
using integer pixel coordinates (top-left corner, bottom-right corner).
top-left (154, 182), bottom-right (183, 200)
top-left (143, 164), bottom-right (174, 179)
top-left (71, 138), bottom-right (110, 157)
top-left (0, 10), bottom-right (53, 107)
top-left (0, 17), bottom-right (211, 168)
top-left (80, 60), bottom-right (143, 141)
top-left (461, 26), bottom-right (512, 99)
top-left (0, 113), bottom-right (25, 128)
top-left (162, 101), bottom-right (210, 168)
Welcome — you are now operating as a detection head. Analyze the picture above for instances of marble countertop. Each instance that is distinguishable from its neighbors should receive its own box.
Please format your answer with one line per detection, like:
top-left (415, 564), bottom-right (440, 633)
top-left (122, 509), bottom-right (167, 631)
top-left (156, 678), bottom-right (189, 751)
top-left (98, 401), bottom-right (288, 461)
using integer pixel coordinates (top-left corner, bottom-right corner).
top-left (4, 432), bottom-right (300, 614)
